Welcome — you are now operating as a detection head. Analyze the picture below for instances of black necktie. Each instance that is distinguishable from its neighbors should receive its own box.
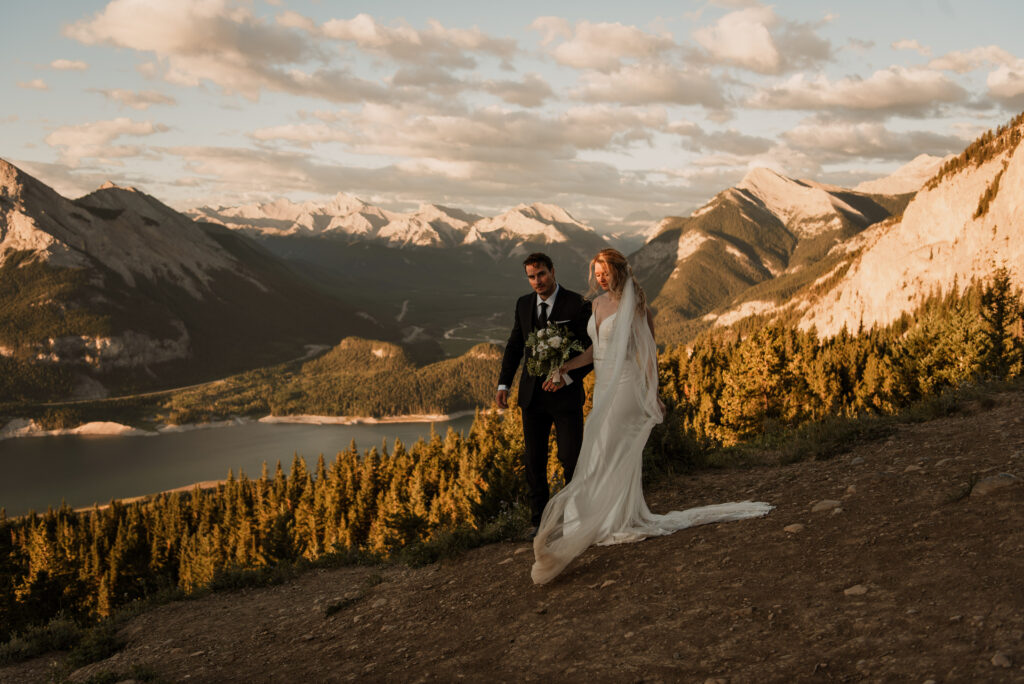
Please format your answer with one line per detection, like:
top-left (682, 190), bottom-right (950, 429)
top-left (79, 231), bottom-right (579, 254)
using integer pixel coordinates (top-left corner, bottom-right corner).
top-left (538, 301), bottom-right (548, 327)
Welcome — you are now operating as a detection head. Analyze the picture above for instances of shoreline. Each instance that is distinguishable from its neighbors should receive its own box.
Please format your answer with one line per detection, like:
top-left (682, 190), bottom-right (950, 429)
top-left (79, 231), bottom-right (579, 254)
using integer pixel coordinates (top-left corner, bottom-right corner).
top-left (0, 409), bottom-right (490, 442)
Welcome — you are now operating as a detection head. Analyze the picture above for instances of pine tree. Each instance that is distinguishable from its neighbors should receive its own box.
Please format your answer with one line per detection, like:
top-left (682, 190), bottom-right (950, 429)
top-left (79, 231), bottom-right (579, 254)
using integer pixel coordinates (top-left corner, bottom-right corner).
top-left (979, 266), bottom-right (1024, 379)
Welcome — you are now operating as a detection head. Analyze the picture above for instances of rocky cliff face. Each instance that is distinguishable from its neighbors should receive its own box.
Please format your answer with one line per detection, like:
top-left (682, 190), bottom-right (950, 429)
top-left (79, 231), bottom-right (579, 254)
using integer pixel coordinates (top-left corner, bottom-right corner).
top-left (800, 119), bottom-right (1024, 336)
top-left (629, 167), bottom-right (904, 328)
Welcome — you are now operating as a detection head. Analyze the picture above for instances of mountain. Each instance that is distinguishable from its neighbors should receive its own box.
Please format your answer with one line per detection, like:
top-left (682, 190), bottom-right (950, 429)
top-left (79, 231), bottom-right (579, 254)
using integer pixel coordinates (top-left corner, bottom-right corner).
top-left (190, 200), bottom-right (612, 352)
top-left (629, 166), bottom-right (910, 339)
top-left (799, 113), bottom-right (1024, 336)
top-left (685, 111), bottom-right (1024, 339)
top-left (190, 198), bottom-right (610, 260)
top-left (0, 159), bottom-right (392, 402)
top-left (189, 196), bottom-right (480, 248)
top-left (854, 154), bottom-right (952, 195)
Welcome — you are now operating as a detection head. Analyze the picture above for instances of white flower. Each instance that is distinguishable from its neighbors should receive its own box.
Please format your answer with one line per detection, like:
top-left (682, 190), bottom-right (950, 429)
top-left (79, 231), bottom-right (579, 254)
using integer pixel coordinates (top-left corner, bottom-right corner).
top-left (547, 335), bottom-right (562, 349)
top-left (538, 329), bottom-right (547, 339)
top-left (537, 342), bottom-right (548, 353)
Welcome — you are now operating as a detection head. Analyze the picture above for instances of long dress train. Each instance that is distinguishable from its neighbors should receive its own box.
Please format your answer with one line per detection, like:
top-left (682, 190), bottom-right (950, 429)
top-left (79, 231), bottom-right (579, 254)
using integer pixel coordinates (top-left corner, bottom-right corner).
top-left (531, 279), bottom-right (772, 585)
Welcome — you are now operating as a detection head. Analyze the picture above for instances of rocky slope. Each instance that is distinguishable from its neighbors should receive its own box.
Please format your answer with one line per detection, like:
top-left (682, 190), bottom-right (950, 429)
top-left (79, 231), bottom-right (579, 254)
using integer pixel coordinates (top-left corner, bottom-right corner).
top-left (0, 159), bottom-right (390, 399)
top-left (629, 167), bottom-right (908, 339)
top-left (800, 118), bottom-right (1024, 336)
top-left (658, 114), bottom-right (1024, 342)
top-left (6, 388), bottom-right (1022, 682)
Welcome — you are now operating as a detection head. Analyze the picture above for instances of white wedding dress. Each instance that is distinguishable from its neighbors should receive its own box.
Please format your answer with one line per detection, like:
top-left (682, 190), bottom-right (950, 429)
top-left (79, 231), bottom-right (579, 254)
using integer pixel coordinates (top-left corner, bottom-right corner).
top-left (531, 279), bottom-right (773, 585)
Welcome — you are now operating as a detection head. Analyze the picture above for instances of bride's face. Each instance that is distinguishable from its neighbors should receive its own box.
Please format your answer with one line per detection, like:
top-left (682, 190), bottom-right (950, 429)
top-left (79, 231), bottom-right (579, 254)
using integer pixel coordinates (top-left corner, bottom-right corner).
top-left (594, 262), bottom-right (614, 292)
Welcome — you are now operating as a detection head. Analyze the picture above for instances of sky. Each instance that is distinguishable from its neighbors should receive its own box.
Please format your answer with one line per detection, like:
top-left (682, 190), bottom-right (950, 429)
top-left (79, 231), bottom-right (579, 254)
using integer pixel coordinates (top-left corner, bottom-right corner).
top-left (3, 0), bottom-right (1024, 234)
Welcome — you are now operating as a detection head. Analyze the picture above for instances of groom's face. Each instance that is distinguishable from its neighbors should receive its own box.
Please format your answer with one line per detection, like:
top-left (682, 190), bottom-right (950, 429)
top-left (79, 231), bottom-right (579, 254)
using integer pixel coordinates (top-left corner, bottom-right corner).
top-left (525, 263), bottom-right (556, 298)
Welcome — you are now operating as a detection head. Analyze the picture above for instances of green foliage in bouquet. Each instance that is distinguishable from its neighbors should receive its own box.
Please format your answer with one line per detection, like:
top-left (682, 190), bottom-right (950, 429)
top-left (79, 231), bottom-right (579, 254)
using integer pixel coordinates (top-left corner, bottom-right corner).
top-left (524, 322), bottom-right (584, 380)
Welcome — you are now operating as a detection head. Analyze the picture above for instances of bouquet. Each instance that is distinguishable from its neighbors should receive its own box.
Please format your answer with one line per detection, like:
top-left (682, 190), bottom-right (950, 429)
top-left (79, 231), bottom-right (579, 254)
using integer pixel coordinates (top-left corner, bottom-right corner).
top-left (525, 322), bottom-right (584, 384)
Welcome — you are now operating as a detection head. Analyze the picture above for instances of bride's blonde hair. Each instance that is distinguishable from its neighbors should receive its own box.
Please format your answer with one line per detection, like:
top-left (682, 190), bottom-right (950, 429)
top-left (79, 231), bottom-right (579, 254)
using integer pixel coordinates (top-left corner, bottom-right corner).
top-left (588, 248), bottom-right (647, 314)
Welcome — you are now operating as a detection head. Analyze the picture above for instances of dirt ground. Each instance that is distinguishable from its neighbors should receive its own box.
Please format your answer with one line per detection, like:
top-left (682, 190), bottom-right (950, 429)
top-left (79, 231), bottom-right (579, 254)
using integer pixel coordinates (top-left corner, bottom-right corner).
top-left (3, 391), bottom-right (1023, 683)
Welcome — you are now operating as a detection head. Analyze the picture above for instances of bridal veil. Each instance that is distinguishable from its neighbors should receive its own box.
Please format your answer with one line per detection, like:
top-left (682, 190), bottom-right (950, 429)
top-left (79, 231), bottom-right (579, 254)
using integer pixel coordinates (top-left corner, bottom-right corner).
top-left (532, 278), bottom-right (772, 585)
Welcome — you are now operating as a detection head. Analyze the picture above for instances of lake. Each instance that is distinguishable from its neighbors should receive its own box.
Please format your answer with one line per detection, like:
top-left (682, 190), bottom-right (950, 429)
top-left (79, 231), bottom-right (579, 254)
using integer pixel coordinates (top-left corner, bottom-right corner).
top-left (0, 415), bottom-right (476, 517)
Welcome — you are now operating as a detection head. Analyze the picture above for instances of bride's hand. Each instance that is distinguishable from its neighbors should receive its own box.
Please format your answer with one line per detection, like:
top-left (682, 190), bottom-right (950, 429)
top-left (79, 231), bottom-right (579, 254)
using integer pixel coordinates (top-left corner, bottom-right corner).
top-left (542, 366), bottom-right (568, 391)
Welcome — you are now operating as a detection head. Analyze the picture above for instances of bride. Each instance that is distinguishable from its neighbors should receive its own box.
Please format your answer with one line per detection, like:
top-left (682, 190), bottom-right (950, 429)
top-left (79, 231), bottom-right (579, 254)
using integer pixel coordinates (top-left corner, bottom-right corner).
top-left (531, 248), bottom-right (772, 585)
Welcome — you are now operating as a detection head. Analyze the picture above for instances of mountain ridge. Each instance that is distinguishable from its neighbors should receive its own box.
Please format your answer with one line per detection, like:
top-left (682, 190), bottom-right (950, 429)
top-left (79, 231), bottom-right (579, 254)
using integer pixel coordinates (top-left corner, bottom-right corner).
top-left (0, 159), bottom-right (394, 401)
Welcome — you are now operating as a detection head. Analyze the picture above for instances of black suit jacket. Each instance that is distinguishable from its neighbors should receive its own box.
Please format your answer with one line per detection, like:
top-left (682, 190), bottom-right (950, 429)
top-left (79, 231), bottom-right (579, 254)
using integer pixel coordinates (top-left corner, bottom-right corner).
top-left (499, 286), bottom-right (593, 410)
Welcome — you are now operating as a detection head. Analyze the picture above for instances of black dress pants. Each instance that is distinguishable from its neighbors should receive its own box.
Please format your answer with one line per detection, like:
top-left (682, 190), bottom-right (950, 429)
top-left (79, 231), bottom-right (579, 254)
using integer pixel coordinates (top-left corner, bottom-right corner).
top-left (521, 389), bottom-right (584, 526)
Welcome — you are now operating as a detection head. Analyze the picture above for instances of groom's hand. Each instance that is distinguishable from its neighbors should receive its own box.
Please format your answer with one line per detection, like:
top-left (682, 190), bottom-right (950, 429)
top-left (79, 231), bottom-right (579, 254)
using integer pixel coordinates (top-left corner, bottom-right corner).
top-left (495, 389), bottom-right (509, 409)
top-left (542, 376), bottom-right (563, 392)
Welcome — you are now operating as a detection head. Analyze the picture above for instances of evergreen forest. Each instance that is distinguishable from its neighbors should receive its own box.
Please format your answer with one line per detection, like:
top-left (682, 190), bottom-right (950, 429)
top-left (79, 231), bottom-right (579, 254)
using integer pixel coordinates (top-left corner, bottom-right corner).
top-left (1, 268), bottom-right (1022, 646)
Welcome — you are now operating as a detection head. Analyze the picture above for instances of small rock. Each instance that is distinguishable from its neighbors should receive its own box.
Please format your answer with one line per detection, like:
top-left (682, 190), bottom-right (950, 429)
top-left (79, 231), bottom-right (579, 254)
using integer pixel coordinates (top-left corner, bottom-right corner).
top-left (783, 524), bottom-right (805, 534)
top-left (971, 473), bottom-right (1019, 497)
top-left (935, 458), bottom-right (952, 467)
top-left (600, 579), bottom-right (617, 589)
top-left (904, 464), bottom-right (924, 473)
top-left (189, 651), bottom-right (205, 657)
top-left (534, 605), bottom-right (547, 615)
top-left (991, 652), bottom-right (1012, 668)
top-left (514, 547), bottom-right (530, 555)
top-left (949, 615), bottom-right (962, 622)
top-left (850, 456), bottom-right (866, 465)
top-left (371, 598), bottom-right (387, 608)
top-left (704, 679), bottom-right (728, 684)
top-left (845, 485), bottom-right (857, 495)
top-left (497, 557), bottom-right (513, 565)
top-left (811, 499), bottom-right (842, 513)
top-left (844, 584), bottom-right (869, 596)
top-left (831, 507), bottom-right (844, 515)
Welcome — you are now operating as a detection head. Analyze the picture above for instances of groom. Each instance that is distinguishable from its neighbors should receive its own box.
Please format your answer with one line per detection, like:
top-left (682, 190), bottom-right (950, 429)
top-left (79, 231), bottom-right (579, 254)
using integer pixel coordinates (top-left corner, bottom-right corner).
top-left (496, 252), bottom-right (592, 533)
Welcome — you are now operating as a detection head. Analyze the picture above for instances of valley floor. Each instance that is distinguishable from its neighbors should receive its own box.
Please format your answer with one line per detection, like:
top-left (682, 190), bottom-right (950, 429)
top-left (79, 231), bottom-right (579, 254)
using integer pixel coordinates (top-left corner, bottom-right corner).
top-left (4, 392), bottom-right (1024, 683)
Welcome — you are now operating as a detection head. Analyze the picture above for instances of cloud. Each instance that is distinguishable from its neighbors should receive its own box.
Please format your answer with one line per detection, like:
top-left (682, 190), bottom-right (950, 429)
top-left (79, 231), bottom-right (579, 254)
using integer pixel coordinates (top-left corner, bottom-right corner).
top-left (530, 18), bottom-right (675, 72)
top-left (94, 89), bottom-right (177, 110)
top-left (234, 103), bottom-right (693, 217)
top-left (285, 103), bottom-right (669, 164)
top-left (892, 39), bottom-right (931, 57)
top-left (479, 73), bottom-right (554, 107)
top-left (987, 64), bottom-right (1024, 105)
top-left (781, 119), bottom-right (966, 161)
top-left (50, 59), bottom-right (89, 70)
top-left (846, 38), bottom-right (874, 54)
top-left (748, 66), bottom-right (968, 115)
top-left (65, 0), bottom-right (392, 102)
top-left (669, 121), bottom-right (774, 155)
top-left (928, 45), bottom-right (1016, 73)
top-left (926, 45), bottom-right (1024, 106)
top-left (44, 117), bottom-right (169, 165)
top-left (318, 13), bottom-right (516, 68)
top-left (250, 122), bottom-right (351, 146)
top-left (693, 7), bottom-right (780, 73)
top-left (573, 62), bottom-right (726, 108)
top-left (692, 6), bottom-right (831, 74)
top-left (18, 79), bottom-right (49, 90)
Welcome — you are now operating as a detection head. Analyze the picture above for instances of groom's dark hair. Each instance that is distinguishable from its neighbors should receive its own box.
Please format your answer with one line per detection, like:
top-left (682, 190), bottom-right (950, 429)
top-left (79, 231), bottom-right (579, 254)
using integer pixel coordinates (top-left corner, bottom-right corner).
top-left (523, 252), bottom-right (553, 271)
